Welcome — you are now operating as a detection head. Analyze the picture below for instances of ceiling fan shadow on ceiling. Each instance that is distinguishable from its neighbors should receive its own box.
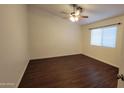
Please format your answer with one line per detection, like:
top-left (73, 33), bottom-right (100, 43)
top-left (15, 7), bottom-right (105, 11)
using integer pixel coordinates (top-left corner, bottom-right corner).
top-left (61, 4), bottom-right (88, 22)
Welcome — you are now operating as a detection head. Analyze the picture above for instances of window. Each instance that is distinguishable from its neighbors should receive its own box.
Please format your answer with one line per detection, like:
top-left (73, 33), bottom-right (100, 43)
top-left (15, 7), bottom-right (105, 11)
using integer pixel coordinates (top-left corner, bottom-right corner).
top-left (90, 25), bottom-right (117, 48)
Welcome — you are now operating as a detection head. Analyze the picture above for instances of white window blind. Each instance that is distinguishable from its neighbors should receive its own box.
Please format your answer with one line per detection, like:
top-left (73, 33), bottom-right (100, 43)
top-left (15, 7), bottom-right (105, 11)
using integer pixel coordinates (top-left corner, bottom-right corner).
top-left (90, 25), bottom-right (117, 48)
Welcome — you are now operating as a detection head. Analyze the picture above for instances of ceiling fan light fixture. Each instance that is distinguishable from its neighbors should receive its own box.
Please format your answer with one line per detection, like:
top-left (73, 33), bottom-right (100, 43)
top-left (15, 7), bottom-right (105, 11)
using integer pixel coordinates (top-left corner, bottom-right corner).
top-left (75, 16), bottom-right (79, 21)
top-left (69, 15), bottom-right (79, 22)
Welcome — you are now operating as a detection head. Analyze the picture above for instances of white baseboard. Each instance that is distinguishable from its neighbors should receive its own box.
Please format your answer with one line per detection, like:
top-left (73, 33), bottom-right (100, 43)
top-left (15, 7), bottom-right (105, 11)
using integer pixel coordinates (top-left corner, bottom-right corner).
top-left (16, 58), bottom-right (30, 88)
top-left (81, 53), bottom-right (119, 68)
top-left (30, 53), bottom-right (82, 61)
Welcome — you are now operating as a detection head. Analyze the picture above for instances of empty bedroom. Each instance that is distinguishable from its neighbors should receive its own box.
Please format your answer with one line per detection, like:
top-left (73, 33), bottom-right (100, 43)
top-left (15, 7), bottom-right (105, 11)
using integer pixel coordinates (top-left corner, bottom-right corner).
top-left (0, 4), bottom-right (124, 88)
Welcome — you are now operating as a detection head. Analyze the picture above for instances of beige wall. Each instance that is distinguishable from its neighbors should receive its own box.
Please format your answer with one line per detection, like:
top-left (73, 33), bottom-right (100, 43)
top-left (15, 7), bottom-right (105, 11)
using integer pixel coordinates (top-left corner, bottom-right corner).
top-left (28, 6), bottom-right (82, 59)
top-left (81, 15), bottom-right (124, 87)
top-left (0, 5), bottom-right (29, 87)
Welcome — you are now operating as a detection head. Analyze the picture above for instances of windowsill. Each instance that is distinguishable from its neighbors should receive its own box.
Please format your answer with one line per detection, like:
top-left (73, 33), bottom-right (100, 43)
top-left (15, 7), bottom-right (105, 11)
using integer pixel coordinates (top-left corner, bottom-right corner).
top-left (91, 45), bottom-right (116, 49)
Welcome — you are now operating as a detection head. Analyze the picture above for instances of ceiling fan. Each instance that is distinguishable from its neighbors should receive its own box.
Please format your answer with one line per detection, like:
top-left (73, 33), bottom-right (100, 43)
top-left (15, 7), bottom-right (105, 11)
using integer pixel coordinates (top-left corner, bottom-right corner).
top-left (61, 4), bottom-right (88, 22)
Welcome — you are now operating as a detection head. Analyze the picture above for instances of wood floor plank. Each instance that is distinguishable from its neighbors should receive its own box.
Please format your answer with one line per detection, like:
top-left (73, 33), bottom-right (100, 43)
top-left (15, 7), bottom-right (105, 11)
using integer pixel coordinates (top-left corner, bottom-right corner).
top-left (19, 54), bottom-right (119, 88)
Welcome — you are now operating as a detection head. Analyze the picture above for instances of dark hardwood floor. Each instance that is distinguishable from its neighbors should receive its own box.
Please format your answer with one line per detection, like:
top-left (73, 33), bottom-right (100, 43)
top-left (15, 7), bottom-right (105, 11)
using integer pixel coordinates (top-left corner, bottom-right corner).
top-left (19, 54), bottom-right (119, 88)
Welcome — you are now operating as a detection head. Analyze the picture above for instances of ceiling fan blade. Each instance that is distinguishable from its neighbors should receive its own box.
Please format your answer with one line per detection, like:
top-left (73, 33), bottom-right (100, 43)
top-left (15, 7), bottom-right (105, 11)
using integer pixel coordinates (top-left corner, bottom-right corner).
top-left (80, 16), bottom-right (88, 18)
top-left (61, 16), bottom-right (69, 19)
top-left (60, 11), bottom-right (69, 15)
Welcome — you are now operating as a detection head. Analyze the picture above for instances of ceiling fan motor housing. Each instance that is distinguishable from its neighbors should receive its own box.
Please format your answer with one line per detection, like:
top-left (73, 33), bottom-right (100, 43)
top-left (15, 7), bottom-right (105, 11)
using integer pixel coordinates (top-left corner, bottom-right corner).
top-left (71, 4), bottom-right (83, 16)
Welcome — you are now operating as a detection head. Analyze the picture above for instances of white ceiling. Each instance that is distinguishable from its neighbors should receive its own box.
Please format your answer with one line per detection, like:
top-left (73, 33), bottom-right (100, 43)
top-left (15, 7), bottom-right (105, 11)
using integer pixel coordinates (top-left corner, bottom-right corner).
top-left (30, 4), bottom-right (124, 25)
